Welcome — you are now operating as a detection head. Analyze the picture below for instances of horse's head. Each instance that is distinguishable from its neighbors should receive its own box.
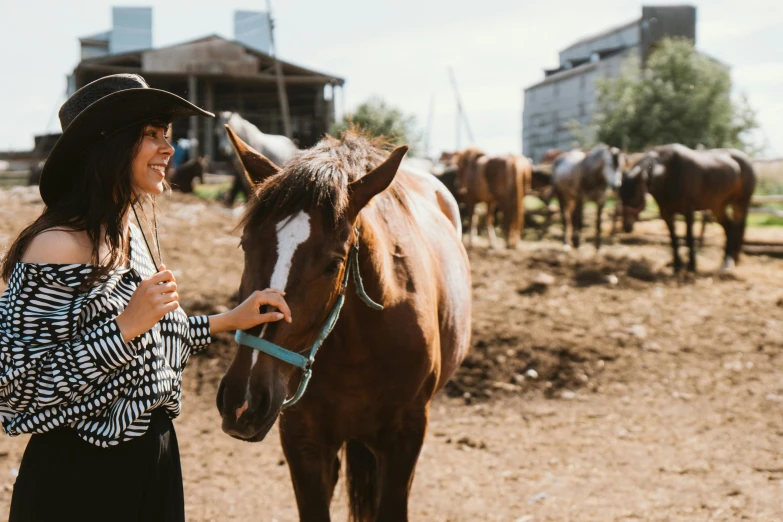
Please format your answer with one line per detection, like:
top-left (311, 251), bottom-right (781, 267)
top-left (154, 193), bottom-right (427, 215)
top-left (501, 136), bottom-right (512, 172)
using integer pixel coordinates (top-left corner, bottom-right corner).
top-left (619, 151), bottom-right (659, 233)
top-left (216, 125), bottom-right (407, 441)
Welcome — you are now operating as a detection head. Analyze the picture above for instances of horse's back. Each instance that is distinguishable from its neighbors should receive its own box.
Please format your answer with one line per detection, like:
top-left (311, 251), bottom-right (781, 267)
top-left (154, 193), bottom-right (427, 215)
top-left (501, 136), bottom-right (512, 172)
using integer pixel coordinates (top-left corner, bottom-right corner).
top-left (402, 167), bottom-right (463, 236)
top-left (552, 149), bottom-right (586, 197)
top-left (655, 145), bottom-right (752, 212)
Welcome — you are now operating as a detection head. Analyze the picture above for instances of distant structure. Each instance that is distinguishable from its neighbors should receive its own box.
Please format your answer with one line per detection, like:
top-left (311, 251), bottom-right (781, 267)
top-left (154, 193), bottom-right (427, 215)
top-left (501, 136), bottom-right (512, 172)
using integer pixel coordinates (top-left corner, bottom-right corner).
top-left (67, 7), bottom-right (344, 160)
top-left (522, 5), bottom-right (697, 162)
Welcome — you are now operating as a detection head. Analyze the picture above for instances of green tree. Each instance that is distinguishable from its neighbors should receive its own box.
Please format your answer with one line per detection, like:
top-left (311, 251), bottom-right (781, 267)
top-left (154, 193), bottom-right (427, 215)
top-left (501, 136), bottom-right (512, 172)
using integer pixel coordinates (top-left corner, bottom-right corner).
top-left (592, 37), bottom-right (760, 154)
top-left (330, 97), bottom-right (421, 154)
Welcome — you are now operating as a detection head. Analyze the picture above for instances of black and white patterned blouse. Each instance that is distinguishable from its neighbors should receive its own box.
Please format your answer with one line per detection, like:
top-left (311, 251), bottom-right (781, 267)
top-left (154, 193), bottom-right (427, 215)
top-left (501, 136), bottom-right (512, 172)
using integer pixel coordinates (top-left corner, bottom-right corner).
top-left (0, 223), bottom-right (211, 447)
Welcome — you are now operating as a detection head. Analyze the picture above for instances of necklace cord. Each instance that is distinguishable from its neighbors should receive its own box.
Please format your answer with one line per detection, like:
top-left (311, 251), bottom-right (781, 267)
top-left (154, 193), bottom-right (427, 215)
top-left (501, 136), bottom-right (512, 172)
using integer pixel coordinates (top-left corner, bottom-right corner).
top-left (131, 201), bottom-right (162, 272)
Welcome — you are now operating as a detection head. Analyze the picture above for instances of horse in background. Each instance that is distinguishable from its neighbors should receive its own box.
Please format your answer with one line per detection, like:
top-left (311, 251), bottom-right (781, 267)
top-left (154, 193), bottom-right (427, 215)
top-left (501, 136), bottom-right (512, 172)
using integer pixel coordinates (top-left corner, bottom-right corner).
top-left (552, 145), bottom-right (625, 250)
top-left (619, 144), bottom-right (756, 273)
top-left (217, 127), bottom-right (471, 521)
top-left (455, 147), bottom-right (531, 248)
top-left (215, 111), bottom-right (299, 205)
top-left (166, 156), bottom-right (210, 193)
top-left (615, 152), bottom-right (713, 245)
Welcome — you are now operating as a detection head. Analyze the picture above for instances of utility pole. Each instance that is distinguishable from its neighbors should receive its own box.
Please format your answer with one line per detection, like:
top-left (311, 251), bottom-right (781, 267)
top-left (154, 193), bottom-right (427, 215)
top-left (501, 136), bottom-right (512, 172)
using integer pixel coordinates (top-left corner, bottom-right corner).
top-left (448, 67), bottom-right (475, 149)
top-left (266, 0), bottom-right (293, 139)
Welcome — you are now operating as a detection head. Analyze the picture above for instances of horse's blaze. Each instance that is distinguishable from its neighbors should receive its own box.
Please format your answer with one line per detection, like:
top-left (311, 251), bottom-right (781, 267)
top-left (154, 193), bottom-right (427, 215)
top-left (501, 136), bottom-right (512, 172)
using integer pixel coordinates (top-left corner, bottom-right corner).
top-left (232, 210), bottom-right (312, 425)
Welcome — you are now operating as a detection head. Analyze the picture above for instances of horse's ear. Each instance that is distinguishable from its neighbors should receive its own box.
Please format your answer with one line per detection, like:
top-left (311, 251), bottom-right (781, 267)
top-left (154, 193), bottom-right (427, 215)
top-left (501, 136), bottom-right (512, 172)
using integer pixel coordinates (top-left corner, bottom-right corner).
top-left (224, 124), bottom-right (280, 188)
top-left (348, 146), bottom-right (408, 218)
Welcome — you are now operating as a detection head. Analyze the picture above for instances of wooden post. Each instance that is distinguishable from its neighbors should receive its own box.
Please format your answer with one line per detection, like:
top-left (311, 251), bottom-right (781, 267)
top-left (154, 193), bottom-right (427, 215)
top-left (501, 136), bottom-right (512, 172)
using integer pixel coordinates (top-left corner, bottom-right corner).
top-left (266, 0), bottom-right (293, 139)
top-left (204, 80), bottom-right (214, 161)
top-left (273, 60), bottom-right (293, 139)
top-left (187, 75), bottom-right (199, 160)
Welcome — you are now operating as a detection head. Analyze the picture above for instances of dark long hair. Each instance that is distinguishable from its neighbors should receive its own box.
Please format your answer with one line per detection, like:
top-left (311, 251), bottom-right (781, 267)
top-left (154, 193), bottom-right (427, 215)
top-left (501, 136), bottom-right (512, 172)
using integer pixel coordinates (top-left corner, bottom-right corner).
top-left (1, 121), bottom-right (160, 287)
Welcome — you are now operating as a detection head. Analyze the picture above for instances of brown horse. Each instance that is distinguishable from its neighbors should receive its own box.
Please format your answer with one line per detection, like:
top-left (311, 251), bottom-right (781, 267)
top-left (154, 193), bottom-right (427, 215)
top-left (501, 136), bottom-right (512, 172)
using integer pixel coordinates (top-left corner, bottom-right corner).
top-left (217, 127), bottom-right (472, 521)
top-left (166, 156), bottom-right (209, 193)
top-left (455, 147), bottom-right (530, 248)
top-left (619, 144), bottom-right (756, 272)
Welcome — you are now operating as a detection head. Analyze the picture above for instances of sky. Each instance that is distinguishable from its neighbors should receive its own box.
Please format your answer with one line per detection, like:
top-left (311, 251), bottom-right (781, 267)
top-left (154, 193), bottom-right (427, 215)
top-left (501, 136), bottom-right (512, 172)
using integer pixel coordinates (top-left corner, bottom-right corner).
top-left (0, 0), bottom-right (781, 158)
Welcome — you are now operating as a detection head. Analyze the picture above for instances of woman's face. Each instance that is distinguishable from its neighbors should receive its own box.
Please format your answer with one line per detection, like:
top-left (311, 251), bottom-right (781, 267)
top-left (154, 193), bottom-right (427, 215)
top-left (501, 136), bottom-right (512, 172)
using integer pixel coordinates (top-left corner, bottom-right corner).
top-left (131, 124), bottom-right (174, 196)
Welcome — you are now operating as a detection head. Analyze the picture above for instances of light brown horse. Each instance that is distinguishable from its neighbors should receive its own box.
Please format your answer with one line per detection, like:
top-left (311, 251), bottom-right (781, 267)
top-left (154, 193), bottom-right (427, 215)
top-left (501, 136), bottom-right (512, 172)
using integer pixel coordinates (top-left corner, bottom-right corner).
top-left (455, 148), bottom-right (531, 248)
top-left (619, 144), bottom-right (756, 273)
top-left (217, 127), bottom-right (472, 521)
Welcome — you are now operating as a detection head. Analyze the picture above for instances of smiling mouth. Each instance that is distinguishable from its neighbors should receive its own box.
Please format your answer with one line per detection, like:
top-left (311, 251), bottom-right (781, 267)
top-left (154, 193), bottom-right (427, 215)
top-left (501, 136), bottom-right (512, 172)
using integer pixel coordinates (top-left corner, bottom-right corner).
top-left (149, 164), bottom-right (167, 176)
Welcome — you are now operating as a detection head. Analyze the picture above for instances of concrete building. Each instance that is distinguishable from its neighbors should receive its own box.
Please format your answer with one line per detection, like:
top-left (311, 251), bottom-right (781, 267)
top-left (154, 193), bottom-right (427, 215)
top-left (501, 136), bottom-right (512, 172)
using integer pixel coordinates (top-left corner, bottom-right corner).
top-left (522, 5), bottom-right (697, 162)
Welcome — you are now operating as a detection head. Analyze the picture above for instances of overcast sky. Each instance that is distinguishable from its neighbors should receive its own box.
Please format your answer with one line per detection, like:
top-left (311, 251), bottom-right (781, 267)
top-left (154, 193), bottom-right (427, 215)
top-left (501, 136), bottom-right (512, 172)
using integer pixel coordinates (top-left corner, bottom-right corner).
top-left (0, 0), bottom-right (780, 158)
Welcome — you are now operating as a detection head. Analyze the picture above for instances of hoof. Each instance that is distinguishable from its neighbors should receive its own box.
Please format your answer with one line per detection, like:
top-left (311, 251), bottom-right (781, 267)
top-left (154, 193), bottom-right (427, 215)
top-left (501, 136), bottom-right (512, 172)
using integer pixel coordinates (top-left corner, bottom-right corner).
top-left (720, 257), bottom-right (736, 273)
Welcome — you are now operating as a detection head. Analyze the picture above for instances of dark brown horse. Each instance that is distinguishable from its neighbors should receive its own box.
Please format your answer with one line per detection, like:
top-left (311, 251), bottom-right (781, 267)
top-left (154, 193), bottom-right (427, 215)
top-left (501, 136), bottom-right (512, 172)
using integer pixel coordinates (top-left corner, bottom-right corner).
top-left (217, 127), bottom-right (472, 521)
top-left (166, 156), bottom-right (209, 193)
top-left (455, 148), bottom-right (530, 248)
top-left (619, 144), bottom-right (756, 272)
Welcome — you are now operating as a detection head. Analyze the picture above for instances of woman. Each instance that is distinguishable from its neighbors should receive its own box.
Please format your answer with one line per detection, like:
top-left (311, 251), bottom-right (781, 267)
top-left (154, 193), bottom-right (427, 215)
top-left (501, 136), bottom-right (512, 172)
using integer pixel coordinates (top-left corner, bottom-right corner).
top-left (0, 74), bottom-right (291, 521)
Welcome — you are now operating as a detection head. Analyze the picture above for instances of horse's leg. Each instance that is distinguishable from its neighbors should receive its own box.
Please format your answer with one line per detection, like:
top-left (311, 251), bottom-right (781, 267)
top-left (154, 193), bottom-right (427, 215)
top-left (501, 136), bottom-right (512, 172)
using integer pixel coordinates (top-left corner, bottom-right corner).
top-left (685, 210), bottom-right (697, 272)
top-left (486, 202), bottom-right (499, 249)
top-left (698, 212), bottom-right (709, 247)
top-left (711, 206), bottom-right (733, 270)
top-left (572, 199), bottom-right (584, 249)
top-left (467, 200), bottom-right (477, 248)
top-left (731, 201), bottom-right (750, 266)
top-left (279, 418), bottom-right (342, 522)
top-left (663, 210), bottom-right (682, 273)
top-left (557, 192), bottom-right (570, 249)
top-left (594, 200), bottom-right (605, 250)
top-left (540, 192), bottom-right (553, 240)
top-left (610, 200), bottom-right (620, 236)
top-left (374, 407), bottom-right (428, 522)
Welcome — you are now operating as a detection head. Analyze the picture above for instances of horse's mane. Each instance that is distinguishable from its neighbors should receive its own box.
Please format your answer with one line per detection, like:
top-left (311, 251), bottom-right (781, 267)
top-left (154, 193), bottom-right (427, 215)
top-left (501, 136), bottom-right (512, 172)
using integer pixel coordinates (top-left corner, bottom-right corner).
top-left (240, 130), bottom-right (406, 229)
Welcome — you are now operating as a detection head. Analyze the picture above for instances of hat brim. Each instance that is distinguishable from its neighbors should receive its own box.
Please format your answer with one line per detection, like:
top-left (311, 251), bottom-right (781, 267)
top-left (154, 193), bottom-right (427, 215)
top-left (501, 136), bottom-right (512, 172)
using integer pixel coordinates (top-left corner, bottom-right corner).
top-left (39, 88), bottom-right (214, 207)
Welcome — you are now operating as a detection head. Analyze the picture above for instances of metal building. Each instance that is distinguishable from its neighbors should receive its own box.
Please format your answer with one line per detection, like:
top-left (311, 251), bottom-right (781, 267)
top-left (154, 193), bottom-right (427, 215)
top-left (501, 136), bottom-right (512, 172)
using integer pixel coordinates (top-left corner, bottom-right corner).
top-left (522, 5), bottom-right (697, 162)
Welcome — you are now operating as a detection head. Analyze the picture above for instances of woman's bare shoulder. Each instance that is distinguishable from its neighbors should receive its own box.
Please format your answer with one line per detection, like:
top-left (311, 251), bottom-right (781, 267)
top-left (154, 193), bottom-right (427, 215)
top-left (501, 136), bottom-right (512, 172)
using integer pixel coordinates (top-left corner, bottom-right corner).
top-left (21, 228), bottom-right (93, 265)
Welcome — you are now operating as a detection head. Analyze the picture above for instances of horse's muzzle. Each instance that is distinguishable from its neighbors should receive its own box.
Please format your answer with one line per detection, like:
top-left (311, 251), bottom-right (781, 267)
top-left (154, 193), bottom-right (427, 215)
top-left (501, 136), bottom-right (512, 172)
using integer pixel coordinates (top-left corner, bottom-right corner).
top-left (216, 377), bottom-right (282, 442)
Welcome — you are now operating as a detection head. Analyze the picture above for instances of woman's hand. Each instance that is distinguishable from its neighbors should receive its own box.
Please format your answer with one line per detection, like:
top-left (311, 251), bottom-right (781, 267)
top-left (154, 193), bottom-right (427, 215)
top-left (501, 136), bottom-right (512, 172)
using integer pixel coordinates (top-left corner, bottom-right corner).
top-left (209, 289), bottom-right (292, 334)
top-left (116, 264), bottom-right (178, 342)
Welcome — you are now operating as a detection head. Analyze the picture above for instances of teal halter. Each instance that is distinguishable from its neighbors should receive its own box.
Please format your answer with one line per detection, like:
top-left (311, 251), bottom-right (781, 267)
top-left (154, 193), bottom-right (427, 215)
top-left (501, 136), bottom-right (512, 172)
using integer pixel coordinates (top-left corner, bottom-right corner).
top-left (234, 229), bottom-right (383, 408)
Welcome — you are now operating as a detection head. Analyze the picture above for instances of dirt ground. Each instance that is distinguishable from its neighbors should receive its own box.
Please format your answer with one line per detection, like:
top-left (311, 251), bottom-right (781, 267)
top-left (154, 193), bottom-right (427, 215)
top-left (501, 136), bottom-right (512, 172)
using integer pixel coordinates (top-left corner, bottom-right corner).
top-left (0, 187), bottom-right (782, 521)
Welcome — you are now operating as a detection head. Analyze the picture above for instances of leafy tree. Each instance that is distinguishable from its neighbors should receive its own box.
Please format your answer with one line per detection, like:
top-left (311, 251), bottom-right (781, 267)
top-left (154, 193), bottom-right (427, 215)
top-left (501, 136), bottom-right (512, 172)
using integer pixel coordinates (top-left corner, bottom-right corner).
top-left (330, 97), bottom-right (421, 154)
top-left (591, 37), bottom-right (760, 154)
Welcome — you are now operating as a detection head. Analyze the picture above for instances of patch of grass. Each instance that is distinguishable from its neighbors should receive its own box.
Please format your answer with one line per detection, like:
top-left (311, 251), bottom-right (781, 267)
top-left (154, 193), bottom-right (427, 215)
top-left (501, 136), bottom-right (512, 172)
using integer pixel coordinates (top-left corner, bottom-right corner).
top-left (193, 182), bottom-right (232, 201)
top-left (747, 213), bottom-right (783, 228)
top-left (524, 196), bottom-right (546, 210)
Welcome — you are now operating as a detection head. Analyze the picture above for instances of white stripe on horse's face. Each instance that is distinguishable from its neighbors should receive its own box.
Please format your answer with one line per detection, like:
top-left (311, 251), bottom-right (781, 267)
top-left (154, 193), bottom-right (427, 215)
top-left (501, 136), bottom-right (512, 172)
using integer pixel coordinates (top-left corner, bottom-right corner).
top-left (250, 210), bottom-right (311, 366)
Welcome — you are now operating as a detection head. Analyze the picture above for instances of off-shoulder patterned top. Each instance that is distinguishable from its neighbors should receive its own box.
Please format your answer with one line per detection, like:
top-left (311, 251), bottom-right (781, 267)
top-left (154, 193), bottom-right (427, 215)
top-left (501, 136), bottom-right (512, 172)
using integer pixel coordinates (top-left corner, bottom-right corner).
top-left (0, 223), bottom-right (211, 447)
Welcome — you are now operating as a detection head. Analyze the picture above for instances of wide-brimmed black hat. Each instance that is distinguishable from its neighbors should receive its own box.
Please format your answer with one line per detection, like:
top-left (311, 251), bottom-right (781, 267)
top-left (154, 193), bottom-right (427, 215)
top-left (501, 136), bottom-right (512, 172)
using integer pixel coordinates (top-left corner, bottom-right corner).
top-left (39, 73), bottom-right (214, 206)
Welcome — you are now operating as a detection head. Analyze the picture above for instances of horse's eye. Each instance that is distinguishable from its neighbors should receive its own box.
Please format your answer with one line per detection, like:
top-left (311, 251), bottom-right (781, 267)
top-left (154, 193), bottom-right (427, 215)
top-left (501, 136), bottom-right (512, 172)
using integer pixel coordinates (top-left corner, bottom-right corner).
top-left (325, 258), bottom-right (343, 275)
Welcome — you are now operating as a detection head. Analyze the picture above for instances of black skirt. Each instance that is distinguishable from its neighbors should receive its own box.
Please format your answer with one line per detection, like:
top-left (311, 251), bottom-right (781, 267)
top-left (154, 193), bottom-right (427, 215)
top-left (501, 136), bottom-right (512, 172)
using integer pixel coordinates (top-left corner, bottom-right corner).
top-left (9, 409), bottom-right (184, 522)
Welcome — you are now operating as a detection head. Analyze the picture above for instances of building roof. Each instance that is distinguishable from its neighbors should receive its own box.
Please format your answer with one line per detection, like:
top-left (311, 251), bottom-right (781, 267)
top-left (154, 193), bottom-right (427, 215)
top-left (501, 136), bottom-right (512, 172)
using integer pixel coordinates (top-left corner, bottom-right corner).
top-left (525, 46), bottom-right (631, 91)
top-left (75, 34), bottom-right (344, 86)
top-left (561, 18), bottom-right (640, 53)
top-left (524, 60), bottom-right (599, 91)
